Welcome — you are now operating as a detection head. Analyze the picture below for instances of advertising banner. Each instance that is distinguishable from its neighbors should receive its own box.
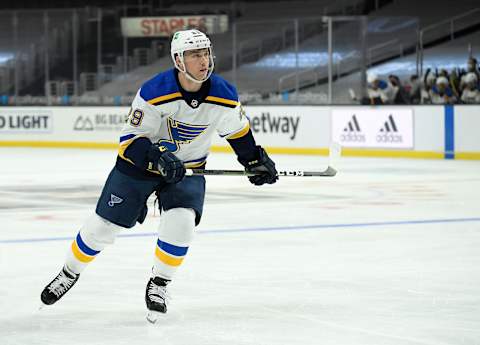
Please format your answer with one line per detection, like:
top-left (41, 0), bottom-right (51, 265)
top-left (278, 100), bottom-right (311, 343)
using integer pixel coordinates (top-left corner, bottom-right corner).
top-left (0, 107), bottom-right (129, 143)
top-left (72, 111), bottom-right (127, 133)
top-left (64, 107), bottom-right (129, 142)
top-left (0, 109), bottom-right (53, 133)
top-left (222, 106), bottom-right (330, 148)
top-left (331, 107), bottom-right (414, 149)
top-left (121, 15), bottom-right (229, 37)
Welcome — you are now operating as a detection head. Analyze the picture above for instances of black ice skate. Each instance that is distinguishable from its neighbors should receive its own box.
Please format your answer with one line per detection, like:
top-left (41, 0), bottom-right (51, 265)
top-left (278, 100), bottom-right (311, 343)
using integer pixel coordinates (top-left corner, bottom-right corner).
top-left (40, 265), bottom-right (79, 305)
top-left (145, 276), bottom-right (171, 323)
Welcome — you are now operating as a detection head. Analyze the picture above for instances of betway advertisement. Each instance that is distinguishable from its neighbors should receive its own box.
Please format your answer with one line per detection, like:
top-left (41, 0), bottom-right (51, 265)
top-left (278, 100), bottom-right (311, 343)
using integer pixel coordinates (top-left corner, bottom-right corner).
top-left (239, 106), bottom-right (330, 147)
top-left (331, 107), bottom-right (414, 149)
top-left (0, 106), bottom-right (331, 147)
top-left (121, 15), bottom-right (229, 37)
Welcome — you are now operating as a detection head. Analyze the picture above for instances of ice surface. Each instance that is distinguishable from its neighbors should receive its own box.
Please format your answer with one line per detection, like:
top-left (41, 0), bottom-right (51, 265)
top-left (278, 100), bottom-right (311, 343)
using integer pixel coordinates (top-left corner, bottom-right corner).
top-left (1, 148), bottom-right (479, 345)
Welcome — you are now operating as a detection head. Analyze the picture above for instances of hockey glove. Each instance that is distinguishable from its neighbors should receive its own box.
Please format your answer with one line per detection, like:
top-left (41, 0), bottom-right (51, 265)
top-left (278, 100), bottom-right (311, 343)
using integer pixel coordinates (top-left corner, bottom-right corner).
top-left (147, 144), bottom-right (186, 184)
top-left (239, 147), bottom-right (278, 186)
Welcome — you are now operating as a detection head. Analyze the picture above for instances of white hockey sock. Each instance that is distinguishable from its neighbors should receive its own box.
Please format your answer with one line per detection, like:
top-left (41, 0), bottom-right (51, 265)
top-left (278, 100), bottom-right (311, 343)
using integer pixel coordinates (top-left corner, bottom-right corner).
top-left (66, 214), bottom-right (122, 274)
top-left (152, 208), bottom-right (196, 280)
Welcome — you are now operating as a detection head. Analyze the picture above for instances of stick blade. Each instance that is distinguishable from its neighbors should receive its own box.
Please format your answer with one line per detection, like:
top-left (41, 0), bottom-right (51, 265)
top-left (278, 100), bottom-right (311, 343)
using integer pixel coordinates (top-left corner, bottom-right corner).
top-left (304, 166), bottom-right (336, 177)
top-left (322, 166), bottom-right (337, 177)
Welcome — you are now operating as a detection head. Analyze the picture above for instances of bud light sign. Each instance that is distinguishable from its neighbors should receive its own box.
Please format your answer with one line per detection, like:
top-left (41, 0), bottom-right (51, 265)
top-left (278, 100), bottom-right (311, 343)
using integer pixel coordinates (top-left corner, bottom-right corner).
top-left (0, 109), bottom-right (53, 133)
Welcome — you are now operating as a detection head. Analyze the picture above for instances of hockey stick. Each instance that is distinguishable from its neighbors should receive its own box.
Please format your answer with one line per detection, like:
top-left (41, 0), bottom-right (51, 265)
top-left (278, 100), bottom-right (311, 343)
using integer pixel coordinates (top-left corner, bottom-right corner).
top-left (185, 142), bottom-right (341, 177)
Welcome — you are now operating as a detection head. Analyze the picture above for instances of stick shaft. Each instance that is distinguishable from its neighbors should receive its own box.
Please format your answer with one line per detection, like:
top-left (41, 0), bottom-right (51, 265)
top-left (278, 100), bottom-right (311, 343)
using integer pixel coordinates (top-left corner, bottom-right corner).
top-left (185, 142), bottom-right (341, 178)
top-left (186, 166), bottom-right (336, 177)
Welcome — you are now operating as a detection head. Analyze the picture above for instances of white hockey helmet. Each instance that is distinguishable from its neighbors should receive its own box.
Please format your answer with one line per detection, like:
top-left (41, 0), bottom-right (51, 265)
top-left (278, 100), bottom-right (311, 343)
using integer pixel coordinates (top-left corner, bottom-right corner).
top-left (436, 76), bottom-right (449, 86)
top-left (170, 29), bottom-right (214, 83)
top-left (367, 73), bottom-right (378, 84)
top-left (465, 72), bottom-right (478, 84)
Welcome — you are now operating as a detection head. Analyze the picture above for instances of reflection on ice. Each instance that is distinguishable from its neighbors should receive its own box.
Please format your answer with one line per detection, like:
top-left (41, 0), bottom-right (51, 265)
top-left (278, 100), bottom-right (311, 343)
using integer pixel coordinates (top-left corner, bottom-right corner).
top-left (1, 148), bottom-right (479, 345)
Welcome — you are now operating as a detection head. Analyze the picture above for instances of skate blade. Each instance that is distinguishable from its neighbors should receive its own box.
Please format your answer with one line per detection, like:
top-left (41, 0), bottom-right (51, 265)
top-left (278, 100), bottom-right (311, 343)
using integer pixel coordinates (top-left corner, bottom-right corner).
top-left (146, 310), bottom-right (167, 324)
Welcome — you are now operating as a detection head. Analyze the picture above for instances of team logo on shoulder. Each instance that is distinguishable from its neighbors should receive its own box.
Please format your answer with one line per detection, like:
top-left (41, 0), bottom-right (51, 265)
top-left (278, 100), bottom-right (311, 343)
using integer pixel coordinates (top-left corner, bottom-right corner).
top-left (158, 117), bottom-right (208, 152)
top-left (239, 105), bottom-right (246, 120)
top-left (108, 194), bottom-right (123, 207)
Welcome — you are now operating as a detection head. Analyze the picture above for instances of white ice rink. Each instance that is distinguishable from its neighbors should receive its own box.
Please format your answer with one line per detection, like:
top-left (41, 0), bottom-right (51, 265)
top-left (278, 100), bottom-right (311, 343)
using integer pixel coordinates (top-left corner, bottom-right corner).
top-left (1, 147), bottom-right (479, 345)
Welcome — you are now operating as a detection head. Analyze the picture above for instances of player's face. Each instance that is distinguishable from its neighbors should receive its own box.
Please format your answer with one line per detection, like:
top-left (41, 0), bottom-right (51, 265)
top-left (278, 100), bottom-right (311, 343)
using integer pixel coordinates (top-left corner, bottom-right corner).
top-left (183, 49), bottom-right (210, 80)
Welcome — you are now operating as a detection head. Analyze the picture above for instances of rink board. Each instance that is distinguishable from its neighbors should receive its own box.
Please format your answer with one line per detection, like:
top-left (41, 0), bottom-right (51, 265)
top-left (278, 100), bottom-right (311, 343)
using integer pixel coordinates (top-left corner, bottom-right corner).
top-left (0, 105), bottom-right (479, 159)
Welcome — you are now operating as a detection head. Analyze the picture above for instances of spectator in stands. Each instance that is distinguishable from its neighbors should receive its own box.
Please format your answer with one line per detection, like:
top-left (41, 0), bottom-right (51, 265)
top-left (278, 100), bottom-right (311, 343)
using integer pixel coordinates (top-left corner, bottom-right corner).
top-left (388, 74), bottom-right (410, 104)
top-left (429, 76), bottom-right (456, 104)
top-left (439, 69), bottom-right (461, 99)
top-left (460, 72), bottom-right (480, 104)
top-left (449, 69), bottom-right (462, 99)
top-left (421, 69), bottom-right (436, 104)
top-left (408, 75), bottom-right (421, 104)
top-left (460, 57), bottom-right (479, 93)
top-left (363, 73), bottom-right (390, 105)
top-left (438, 69), bottom-right (449, 78)
top-left (467, 57), bottom-right (479, 75)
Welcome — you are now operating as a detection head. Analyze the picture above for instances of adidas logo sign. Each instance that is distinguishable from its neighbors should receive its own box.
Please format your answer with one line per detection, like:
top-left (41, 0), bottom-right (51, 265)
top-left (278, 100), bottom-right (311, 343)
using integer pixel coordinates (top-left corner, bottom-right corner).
top-left (340, 114), bottom-right (366, 142)
top-left (376, 114), bottom-right (403, 143)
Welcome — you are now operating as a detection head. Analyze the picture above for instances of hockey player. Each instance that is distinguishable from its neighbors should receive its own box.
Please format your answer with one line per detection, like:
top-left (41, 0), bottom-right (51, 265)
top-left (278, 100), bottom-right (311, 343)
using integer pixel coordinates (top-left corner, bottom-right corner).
top-left (365, 73), bottom-right (391, 105)
top-left (460, 72), bottom-right (480, 104)
top-left (429, 76), bottom-right (457, 104)
top-left (40, 29), bottom-right (278, 322)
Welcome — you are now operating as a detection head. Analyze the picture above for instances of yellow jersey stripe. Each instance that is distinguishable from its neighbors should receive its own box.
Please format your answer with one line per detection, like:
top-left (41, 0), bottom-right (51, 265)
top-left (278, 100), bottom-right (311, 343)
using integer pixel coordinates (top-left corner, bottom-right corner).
top-left (147, 92), bottom-right (182, 105)
top-left (71, 241), bottom-right (96, 263)
top-left (117, 137), bottom-right (136, 165)
top-left (205, 96), bottom-right (239, 106)
top-left (185, 161), bottom-right (206, 168)
top-left (155, 247), bottom-right (184, 267)
top-left (226, 122), bottom-right (250, 140)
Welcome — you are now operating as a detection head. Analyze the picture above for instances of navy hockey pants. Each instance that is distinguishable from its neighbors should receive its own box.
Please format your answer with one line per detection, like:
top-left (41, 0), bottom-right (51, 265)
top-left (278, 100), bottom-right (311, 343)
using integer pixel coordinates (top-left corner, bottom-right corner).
top-left (96, 167), bottom-right (206, 228)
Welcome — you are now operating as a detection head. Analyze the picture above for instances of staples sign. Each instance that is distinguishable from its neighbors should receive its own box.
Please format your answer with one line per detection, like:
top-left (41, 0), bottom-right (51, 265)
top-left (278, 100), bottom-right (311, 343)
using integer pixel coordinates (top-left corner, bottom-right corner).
top-left (121, 15), bottom-right (228, 37)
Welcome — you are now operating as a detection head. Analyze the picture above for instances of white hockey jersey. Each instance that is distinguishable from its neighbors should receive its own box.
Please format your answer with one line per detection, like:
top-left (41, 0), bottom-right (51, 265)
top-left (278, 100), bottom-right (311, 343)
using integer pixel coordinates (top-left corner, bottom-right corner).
top-left (460, 88), bottom-right (480, 104)
top-left (118, 69), bottom-right (250, 170)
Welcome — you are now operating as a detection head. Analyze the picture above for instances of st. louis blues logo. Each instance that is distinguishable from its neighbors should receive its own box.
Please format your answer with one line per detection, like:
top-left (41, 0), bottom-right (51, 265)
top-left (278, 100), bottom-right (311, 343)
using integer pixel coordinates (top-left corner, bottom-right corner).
top-left (158, 117), bottom-right (208, 152)
top-left (108, 194), bottom-right (123, 207)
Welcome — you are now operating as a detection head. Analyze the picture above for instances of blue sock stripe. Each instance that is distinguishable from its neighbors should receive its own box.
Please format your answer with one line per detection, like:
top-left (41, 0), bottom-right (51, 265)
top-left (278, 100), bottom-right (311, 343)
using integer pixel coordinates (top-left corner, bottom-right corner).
top-left (76, 233), bottom-right (100, 256)
top-left (444, 105), bottom-right (455, 159)
top-left (156, 239), bottom-right (188, 257)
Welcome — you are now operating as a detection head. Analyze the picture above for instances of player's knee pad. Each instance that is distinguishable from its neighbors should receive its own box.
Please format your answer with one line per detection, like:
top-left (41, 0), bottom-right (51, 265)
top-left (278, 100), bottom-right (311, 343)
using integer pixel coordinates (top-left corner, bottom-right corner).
top-left (158, 207), bottom-right (196, 246)
top-left (79, 213), bottom-right (123, 250)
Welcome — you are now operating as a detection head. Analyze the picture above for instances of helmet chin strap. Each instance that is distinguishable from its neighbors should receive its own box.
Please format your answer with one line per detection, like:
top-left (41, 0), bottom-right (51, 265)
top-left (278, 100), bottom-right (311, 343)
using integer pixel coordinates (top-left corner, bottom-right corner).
top-left (175, 51), bottom-right (214, 84)
top-left (184, 70), bottom-right (205, 84)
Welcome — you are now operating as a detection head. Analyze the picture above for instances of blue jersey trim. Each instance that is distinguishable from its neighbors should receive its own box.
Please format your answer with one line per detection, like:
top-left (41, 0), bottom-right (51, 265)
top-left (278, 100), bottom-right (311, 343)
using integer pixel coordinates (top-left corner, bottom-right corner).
top-left (140, 69), bottom-right (180, 103)
top-left (208, 74), bottom-right (239, 102)
top-left (184, 156), bottom-right (208, 164)
top-left (119, 134), bottom-right (136, 143)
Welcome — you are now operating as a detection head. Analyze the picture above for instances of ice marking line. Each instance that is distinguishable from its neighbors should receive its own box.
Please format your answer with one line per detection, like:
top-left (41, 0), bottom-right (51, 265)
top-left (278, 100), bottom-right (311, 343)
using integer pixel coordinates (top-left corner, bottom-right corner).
top-left (1, 217), bottom-right (480, 244)
top-left (261, 305), bottom-right (445, 345)
top-left (444, 104), bottom-right (455, 159)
